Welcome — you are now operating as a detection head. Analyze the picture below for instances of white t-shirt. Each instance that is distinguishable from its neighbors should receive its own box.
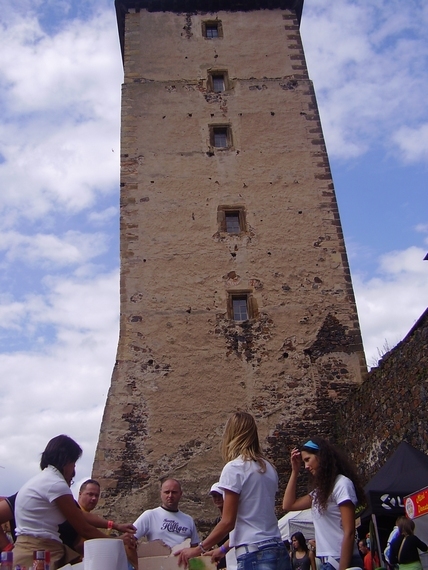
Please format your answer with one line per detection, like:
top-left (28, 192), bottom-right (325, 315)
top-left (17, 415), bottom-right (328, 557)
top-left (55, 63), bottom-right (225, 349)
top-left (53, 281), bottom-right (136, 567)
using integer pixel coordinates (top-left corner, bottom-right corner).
top-left (133, 506), bottom-right (199, 547)
top-left (15, 465), bottom-right (72, 541)
top-left (218, 456), bottom-right (281, 547)
top-left (310, 474), bottom-right (359, 558)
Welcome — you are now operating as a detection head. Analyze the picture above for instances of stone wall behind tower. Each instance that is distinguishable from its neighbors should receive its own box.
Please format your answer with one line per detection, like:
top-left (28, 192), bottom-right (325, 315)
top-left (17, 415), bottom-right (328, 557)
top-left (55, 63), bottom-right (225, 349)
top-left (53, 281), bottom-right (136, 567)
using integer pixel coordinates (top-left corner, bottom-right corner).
top-left (93, 4), bottom-right (366, 524)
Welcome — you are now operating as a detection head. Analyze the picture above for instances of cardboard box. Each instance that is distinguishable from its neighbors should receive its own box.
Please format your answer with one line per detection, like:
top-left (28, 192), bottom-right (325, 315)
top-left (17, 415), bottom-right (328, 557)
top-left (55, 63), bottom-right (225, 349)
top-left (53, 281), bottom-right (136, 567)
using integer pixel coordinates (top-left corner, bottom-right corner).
top-left (137, 540), bottom-right (217, 570)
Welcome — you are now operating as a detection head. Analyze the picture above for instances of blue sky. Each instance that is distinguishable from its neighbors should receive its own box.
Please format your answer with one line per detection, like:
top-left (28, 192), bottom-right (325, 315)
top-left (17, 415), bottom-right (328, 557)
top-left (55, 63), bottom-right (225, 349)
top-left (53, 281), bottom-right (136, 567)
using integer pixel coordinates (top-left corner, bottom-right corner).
top-left (0, 0), bottom-right (427, 496)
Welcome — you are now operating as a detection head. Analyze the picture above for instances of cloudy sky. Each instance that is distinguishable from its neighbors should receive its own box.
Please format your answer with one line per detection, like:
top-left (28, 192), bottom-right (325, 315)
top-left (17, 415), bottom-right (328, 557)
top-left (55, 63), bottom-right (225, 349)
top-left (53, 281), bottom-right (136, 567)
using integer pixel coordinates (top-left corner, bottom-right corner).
top-left (0, 0), bottom-right (427, 496)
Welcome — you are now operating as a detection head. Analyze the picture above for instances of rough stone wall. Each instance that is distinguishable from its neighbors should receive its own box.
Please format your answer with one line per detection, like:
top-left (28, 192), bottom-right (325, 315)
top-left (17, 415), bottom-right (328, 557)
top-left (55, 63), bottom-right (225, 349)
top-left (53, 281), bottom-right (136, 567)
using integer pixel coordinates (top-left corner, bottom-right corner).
top-left (93, 6), bottom-right (366, 524)
top-left (336, 308), bottom-right (428, 485)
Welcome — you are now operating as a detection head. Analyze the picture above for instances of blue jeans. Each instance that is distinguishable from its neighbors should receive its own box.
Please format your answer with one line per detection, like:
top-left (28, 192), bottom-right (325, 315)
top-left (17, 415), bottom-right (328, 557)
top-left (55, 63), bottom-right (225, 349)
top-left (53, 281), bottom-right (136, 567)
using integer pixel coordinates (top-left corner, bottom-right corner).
top-left (237, 544), bottom-right (291, 570)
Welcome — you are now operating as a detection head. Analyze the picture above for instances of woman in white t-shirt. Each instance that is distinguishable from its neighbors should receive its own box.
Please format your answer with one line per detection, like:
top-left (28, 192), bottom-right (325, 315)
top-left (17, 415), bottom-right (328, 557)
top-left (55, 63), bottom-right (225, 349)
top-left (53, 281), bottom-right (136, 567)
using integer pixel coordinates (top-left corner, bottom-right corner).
top-left (14, 434), bottom-right (135, 569)
top-left (282, 438), bottom-right (366, 570)
top-left (177, 412), bottom-right (290, 570)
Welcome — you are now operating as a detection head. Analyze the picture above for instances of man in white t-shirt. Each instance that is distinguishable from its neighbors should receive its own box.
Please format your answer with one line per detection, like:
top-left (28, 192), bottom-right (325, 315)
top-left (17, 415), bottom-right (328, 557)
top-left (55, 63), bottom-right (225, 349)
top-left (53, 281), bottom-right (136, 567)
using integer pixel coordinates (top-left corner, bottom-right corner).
top-left (133, 479), bottom-right (199, 548)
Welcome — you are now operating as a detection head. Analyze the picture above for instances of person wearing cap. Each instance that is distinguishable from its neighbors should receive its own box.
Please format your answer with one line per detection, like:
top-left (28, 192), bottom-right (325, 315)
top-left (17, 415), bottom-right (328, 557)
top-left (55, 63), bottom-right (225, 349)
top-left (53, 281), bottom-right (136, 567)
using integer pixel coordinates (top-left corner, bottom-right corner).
top-left (133, 479), bottom-right (199, 548)
top-left (282, 437), bottom-right (366, 570)
top-left (209, 483), bottom-right (228, 570)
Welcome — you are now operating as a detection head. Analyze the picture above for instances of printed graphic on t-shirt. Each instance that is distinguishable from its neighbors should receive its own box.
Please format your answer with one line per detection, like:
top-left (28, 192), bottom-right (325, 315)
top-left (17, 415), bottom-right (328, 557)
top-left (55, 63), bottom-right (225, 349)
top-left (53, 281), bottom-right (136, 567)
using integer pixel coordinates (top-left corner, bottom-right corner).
top-left (160, 517), bottom-right (189, 536)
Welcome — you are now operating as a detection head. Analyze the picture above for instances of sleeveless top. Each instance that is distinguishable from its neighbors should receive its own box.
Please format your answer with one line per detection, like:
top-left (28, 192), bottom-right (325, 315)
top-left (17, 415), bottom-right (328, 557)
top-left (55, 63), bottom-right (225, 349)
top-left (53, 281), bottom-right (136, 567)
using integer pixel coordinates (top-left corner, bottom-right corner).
top-left (292, 552), bottom-right (311, 570)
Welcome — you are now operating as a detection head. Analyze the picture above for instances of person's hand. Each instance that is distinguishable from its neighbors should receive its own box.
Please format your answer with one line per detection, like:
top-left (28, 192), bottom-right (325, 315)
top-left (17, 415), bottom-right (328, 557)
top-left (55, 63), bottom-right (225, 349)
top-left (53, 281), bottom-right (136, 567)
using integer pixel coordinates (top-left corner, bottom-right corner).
top-left (116, 522), bottom-right (137, 534)
top-left (174, 546), bottom-right (201, 567)
top-left (204, 547), bottom-right (224, 564)
top-left (120, 533), bottom-right (137, 549)
top-left (290, 447), bottom-right (302, 472)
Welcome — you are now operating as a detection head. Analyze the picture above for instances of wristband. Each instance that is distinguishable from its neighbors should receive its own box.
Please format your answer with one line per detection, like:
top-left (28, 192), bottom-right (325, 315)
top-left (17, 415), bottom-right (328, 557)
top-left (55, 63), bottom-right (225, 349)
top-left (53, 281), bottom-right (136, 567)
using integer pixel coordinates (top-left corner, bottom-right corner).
top-left (107, 520), bottom-right (114, 535)
top-left (219, 545), bottom-right (229, 555)
top-left (199, 542), bottom-right (207, 554)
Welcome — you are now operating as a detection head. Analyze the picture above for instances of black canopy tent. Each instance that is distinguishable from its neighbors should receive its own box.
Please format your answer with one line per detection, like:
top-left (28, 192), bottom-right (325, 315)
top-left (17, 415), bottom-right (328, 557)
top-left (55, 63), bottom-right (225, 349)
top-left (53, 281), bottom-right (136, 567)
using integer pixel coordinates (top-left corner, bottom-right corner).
top-left (359, 442), bottom-right (428, 566)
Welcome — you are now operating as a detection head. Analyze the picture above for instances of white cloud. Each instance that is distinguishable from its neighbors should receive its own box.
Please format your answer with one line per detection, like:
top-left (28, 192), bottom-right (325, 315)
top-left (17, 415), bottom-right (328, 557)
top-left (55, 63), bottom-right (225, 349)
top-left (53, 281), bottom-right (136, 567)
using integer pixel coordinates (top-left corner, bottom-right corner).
top-left (415, 223), bottom-right (428, 237)
top-left (0, 0), bottom-right (426, 500)
top-left (0, 9), bottom-right (122, 223)
top-left (0, 230), bottom-right (108, 266)
top-left (301, 0), bottom-right (428, 161)
top-left (392, 123), bottom-right (428, 163)
top-left (0, 269), bottom-right (119, 494)
top-left (88, 206), bottom-right (118, 225)
top-left (0, 297), bottom-right (27, 330)
top-left (354, 246), bottom-right (428, 367)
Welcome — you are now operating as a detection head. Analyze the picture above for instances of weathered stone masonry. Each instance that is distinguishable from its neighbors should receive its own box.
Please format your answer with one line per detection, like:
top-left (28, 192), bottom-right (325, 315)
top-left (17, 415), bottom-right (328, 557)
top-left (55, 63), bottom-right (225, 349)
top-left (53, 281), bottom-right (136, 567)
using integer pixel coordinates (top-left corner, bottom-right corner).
top-left (337, 308), bottom-right (428, 485)
top-left (93, 0), bottom-right (367, 523)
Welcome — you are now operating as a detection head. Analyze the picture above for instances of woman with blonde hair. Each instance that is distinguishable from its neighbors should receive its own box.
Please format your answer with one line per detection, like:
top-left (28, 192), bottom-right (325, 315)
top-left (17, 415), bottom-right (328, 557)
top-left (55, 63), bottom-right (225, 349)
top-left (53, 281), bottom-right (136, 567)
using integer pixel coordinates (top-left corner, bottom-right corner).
top-left (177, 412), bottom-right (290, 570)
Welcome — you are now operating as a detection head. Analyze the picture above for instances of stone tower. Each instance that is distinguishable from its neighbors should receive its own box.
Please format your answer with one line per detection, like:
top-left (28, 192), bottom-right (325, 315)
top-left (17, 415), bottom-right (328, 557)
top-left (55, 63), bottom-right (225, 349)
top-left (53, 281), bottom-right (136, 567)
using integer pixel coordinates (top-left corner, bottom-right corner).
top-left (93, 0), bottom-right (367, 522)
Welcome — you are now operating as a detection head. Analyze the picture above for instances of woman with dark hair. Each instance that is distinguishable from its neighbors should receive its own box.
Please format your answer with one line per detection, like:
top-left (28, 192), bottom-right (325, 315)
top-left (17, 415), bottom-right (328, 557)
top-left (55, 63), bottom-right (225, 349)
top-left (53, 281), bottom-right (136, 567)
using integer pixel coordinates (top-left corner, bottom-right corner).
top-left (14, 435), bottom-right (135, 569)
top-left (390, 517), bottom-right (427, 570)
top-left (282, 437), bottom-right (366, 570)
top-left (176, 412), bottom-right (290, 570)
top-left (290, 532), bottom-right (316, 570)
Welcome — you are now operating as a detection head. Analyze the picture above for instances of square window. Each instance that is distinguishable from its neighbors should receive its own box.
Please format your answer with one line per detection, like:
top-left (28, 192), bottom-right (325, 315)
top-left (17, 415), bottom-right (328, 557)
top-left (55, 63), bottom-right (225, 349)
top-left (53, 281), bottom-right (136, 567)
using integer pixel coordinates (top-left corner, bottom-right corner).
top-left (225, 213), bottom-right (241, 234)
top-left (210, 125), bottom-right (232, 150)
top-left (217, 206), bottom-right (247, 234)
top-left (227, 291), bottom-right (258, 321)
top-left (202, 21), bottom-right (223, 39)
top-left (233, 296), bottom-right (248, 321)
top-left (207, 70), bottom-right (229, 93)
top-left (214, 128), bottom-right (228, 148)
top-left (206, 25), bottom-right (218, 38)
top-left (212, 74), bottom-right (225, 92)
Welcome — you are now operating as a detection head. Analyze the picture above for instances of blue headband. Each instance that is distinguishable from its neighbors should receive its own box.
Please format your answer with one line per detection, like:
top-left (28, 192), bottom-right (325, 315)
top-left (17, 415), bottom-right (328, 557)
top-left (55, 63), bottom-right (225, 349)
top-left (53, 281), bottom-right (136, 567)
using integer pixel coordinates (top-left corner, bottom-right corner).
top-left (303, 440), bottom-right (319, 450)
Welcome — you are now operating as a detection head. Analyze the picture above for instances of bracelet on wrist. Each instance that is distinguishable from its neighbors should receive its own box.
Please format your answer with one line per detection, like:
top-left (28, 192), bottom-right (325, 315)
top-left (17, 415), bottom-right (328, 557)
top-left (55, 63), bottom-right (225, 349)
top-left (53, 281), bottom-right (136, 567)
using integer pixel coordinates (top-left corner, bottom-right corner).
top-left (199, 542), bottom-right (207, 554)
top-left (107, 520), bottom-right (114, 535)
top-left (219, 545), bottom-right (229, 555)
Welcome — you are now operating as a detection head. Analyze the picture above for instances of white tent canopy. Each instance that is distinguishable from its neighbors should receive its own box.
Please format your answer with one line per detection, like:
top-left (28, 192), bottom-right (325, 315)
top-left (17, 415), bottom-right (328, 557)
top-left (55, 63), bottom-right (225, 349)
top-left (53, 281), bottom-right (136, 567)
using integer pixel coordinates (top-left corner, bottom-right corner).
top-left (278, 509), bottom-right (315, 542)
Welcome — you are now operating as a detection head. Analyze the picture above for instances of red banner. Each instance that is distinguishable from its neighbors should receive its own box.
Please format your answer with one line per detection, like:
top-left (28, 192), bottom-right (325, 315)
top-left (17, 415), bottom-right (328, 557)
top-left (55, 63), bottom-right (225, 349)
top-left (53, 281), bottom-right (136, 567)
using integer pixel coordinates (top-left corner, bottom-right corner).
top-left (405, 487), bottom-right (428, 519)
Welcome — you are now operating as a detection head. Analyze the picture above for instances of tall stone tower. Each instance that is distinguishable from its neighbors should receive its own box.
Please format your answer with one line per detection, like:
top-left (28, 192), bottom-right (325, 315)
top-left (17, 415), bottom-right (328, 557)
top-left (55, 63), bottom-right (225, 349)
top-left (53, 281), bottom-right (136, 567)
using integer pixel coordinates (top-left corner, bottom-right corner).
top-left (93, 0), bottom-right (367, 521)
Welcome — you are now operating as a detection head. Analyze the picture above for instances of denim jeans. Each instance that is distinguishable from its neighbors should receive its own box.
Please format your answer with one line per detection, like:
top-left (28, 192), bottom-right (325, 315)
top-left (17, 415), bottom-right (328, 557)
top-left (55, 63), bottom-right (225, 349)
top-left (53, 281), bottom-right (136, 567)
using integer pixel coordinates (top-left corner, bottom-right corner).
top-left (237, 544), bottom-right (291, 570)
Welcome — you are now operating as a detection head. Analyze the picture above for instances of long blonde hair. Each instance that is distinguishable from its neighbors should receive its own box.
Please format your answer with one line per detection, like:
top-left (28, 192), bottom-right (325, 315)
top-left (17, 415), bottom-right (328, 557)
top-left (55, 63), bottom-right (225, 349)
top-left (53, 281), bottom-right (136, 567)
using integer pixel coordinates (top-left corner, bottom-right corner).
top-left (221, 411), bottom-right (267, 472)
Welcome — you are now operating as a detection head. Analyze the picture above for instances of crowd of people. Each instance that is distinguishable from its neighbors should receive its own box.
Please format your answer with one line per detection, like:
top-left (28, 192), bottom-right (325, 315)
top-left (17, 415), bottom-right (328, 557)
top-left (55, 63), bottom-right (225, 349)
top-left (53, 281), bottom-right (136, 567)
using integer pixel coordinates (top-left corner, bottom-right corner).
top-left (1, 412), bottom-right (426, 570)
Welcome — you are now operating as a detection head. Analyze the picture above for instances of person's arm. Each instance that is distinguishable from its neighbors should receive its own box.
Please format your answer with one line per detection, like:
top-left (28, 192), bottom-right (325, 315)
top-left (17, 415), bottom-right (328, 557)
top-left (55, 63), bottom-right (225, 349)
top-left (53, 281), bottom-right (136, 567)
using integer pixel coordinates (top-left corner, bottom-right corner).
top-left (55, 495), bottom-right (117, 540)
top-left (309, 549), bottom-right (317, 570)
top-left (338, 501), bottom-right (356, 570)
top-left (189, 519), bottom-right (200, 548)
top-left (0, 526), bottom-right (11, 551)
top-left (282, 448), bottom-right (312, 511)
top-left (205, 539), bottom-right (230, 564)
top-left (82, 511), bottom-right (136, 534)
top-left (176, 490), bottom-right (239, 567)
top-left (415, 536), bottom-right (428, 552)
top-left (0, 500), bottom-right (14, 551)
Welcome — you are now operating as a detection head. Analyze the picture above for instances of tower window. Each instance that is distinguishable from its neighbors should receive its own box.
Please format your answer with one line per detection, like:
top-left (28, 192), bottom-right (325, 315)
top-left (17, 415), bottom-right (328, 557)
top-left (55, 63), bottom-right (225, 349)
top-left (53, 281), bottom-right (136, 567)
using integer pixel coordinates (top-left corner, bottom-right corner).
top-left (225, 212), bottom-right (240, 233)
top-left (207, 70), bottom-right (229, 93)
top-left (227, 291), bottom-right (258, 321)
top-left (214, 128), bottom-right (227, 147)
top-left (210, 125), bottom-right (232, 149)
top-left (212, 74), bottom-right (225, 92)
top-left (233, 296), bottom-right (248, 321)
top-left (206, 25), bottom-right (218, 38)
top-left (202, 21), bottom-right (223, 39)
top-left (217, 206), bottom-right (247, 234)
